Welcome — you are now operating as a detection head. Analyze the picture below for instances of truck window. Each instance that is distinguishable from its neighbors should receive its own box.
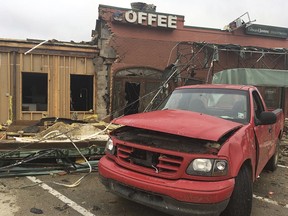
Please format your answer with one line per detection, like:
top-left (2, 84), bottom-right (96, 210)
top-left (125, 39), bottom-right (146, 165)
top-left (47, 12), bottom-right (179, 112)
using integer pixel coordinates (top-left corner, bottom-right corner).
top-left (256, 86), bottom-right (283, 110)
top-left (161, 88), bottom-right (249, 124)
top-left (252, 91), bottom-right (265, 120)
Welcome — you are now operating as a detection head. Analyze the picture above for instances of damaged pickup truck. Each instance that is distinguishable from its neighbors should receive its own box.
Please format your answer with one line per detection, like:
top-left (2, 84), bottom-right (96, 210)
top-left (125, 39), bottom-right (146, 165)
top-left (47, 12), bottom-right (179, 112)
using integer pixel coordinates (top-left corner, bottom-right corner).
top-left (99, 84), bottom-right (284, 216)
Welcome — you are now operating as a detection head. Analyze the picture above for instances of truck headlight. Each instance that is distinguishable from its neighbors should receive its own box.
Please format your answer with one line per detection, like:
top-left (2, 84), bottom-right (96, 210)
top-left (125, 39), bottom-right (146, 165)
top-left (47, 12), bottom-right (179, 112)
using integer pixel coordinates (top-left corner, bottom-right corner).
top-left (105, 138), bottom-right (116, 155)
top-left (186, 159), bottom-right (228, 176)
top-left (192, 159), bottom-right (212, 172)
top-left (213, 160), bottom-right (228, 176)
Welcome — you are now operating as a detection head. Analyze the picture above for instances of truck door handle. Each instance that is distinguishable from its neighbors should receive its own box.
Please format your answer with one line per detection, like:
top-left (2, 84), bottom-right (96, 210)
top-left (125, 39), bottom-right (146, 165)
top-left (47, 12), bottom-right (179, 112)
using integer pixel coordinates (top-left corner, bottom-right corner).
top-left (268, 126), bottom-right (272, 133)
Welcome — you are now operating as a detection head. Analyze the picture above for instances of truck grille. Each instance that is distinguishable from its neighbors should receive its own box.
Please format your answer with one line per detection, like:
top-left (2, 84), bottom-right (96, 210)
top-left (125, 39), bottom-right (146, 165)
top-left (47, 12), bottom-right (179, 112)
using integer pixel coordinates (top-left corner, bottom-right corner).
top-left (117, 144), bottom-right (183, 175)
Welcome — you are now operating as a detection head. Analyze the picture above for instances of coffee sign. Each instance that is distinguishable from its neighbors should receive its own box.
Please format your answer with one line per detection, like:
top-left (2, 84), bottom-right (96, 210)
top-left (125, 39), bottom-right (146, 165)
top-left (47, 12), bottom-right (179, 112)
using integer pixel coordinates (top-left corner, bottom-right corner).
top-left (113, 10), bottom-right (177, 29)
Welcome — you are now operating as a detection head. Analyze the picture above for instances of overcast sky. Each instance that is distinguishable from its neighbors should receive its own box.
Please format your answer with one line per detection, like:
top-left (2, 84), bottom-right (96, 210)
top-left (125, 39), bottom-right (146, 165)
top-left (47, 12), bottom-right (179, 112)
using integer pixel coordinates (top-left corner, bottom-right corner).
top-left (1, 0), bottom-right (287, 42)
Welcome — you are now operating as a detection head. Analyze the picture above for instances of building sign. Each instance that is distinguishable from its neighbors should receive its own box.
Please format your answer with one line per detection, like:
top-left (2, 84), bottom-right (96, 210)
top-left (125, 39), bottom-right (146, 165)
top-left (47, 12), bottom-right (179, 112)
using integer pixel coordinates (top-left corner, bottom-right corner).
top-left (245, 24), bottom-right (288, 39)
top-left (113, 10), bottom-right (177, 29)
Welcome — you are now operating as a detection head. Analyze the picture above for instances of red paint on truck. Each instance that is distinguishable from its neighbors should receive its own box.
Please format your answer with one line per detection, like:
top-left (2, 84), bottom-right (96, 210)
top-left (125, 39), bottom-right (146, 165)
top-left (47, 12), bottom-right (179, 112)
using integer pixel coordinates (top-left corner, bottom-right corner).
top-left (99, 84), bottom-right (284, 216)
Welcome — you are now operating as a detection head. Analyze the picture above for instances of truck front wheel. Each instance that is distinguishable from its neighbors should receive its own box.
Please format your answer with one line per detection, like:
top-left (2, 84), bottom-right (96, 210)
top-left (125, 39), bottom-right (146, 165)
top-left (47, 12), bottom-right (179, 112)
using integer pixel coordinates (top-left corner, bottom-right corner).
top-left (221, 165), bottom-right (252, 216)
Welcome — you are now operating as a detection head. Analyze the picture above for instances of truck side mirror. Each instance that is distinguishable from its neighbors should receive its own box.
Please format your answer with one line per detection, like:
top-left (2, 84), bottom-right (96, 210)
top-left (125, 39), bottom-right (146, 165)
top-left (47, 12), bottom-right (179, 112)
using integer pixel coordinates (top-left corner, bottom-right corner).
top-left (258, 112), bottom-right (277, 125)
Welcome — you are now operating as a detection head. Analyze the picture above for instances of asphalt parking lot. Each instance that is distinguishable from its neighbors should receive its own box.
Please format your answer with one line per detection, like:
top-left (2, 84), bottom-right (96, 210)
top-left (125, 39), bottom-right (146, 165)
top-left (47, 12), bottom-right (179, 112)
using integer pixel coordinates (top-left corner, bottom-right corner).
top-left (0, 161), bottom-right (287, 216)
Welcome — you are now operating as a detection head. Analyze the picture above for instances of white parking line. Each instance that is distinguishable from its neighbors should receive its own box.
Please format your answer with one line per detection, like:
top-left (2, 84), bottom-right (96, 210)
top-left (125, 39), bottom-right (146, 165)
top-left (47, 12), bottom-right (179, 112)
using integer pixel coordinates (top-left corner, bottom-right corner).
top-left (278, 164), bottom-right (288, 169)
top-left (253, 164), bottom-right (288, 209)
top-left (27, 176), bottom-right (96, 216)
top-left (253, 194), bottom-right (288, 209)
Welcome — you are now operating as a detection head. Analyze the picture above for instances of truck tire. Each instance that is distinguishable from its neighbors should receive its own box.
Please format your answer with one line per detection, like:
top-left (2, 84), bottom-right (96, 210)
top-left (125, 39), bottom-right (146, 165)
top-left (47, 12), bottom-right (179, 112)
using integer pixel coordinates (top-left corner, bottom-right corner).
top-left (221, 165), bottom-right (252, 216)
top-left (265, 139), bottom-right (280, 172)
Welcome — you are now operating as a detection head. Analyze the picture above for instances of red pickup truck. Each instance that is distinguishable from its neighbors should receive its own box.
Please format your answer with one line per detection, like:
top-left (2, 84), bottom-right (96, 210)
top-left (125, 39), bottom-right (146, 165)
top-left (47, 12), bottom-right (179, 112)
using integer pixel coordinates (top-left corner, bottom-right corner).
top-left (99, 84), bottom-right (284, 216)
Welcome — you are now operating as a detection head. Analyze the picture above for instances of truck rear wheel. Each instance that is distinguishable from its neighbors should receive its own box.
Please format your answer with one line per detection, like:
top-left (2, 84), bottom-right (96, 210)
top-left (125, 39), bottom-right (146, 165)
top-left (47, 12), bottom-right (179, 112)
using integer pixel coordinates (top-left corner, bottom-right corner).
top-left (265, 139), bottom-right (280, 172)
top-left (221, 165), bottom-right (252, 216)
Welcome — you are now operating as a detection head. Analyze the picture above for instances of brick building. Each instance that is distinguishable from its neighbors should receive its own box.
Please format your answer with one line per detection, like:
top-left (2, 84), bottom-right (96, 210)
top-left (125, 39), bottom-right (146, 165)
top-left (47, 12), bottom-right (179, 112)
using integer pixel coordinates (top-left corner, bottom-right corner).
top-left (94, 3), bottom-right (288, 119)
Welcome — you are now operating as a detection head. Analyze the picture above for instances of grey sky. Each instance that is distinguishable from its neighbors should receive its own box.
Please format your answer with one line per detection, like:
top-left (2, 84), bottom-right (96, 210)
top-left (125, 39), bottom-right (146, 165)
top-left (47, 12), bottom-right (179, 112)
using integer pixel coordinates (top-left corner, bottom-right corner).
top-left (1, 0), bottom-right (287, 42)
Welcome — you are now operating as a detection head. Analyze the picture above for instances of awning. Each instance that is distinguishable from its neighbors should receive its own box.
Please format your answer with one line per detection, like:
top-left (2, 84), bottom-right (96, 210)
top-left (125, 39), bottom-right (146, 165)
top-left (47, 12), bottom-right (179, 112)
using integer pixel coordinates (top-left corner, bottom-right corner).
top-left (212, 68), bottom-right (288, 87)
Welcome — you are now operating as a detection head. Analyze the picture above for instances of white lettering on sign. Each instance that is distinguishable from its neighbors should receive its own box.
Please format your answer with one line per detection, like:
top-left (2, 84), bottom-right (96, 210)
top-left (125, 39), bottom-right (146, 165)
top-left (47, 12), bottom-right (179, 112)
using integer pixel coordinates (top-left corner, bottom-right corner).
top-left (124, 10), bottom-right (177, 29)
top-left (168, 16), bottom-right (177, 28)
top-left (138, 12), bottom-right (147, 24)
top-left (125, 11), bottom-right (137, 23)
top-left (157, 15), bottom-right (167, 27)
top-left (147, 13), bottom-right (157, 26)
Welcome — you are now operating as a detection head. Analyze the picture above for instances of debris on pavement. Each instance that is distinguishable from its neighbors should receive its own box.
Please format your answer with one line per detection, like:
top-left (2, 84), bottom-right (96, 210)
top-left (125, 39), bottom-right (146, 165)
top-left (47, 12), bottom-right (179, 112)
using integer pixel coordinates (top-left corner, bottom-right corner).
top-left (54, 203), bottom-right (69, 211)
top-left (0, 117), bottom-right (116, 177)
top-left (30, 207), bottom-right (44, 214)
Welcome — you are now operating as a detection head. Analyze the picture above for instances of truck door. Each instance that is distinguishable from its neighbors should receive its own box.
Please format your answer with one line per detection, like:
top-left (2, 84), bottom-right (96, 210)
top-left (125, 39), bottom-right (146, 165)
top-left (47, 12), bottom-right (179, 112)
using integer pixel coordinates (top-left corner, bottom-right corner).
top-left (252, 91), bottom-right (273, 175)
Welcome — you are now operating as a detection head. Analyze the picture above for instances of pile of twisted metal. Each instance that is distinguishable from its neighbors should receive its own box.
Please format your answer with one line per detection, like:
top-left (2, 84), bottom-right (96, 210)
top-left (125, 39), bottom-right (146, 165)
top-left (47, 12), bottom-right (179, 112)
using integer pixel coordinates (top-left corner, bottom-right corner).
top-left (0, 117), bottom-right (113, 177)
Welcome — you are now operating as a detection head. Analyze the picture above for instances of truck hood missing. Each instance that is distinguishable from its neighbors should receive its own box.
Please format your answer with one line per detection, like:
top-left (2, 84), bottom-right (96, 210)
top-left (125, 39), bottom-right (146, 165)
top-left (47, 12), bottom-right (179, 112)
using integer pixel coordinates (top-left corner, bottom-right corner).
top-left (113, 110), bottom-right (242, 142)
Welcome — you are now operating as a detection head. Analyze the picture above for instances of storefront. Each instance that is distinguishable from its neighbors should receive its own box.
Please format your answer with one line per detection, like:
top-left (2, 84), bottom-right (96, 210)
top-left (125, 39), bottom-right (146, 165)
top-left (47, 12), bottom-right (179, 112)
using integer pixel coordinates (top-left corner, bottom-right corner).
top-left (0, 39), bottom-right (99, 124)
top-left (94, 3), bottom-right (288, 119)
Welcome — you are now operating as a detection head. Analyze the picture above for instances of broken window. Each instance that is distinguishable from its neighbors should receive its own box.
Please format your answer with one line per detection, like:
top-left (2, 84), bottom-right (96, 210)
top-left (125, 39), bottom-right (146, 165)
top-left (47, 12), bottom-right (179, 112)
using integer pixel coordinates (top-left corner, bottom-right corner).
top-left (22, 72), bottom-right (47, 111)
top-left (70, 75), bottom-right (93, 111)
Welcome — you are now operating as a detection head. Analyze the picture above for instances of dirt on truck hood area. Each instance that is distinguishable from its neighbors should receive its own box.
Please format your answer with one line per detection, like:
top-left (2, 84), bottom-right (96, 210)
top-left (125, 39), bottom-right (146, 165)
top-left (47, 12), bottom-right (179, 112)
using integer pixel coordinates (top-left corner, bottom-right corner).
top-left (113, 109), bottom-right (243, 142)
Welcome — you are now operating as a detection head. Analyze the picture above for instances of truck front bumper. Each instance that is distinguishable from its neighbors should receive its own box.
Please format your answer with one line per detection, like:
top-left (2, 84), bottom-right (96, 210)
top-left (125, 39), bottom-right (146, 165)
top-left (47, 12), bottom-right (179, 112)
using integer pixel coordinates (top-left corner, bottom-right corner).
top-left (99, 156), bottom-right (235, 216)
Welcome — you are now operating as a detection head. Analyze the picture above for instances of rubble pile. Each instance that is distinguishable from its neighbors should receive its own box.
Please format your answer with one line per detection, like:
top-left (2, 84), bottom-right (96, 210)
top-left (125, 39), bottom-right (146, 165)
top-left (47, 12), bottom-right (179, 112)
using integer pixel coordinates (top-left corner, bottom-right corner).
top-left (0, 118), bottom-right (112, 177)
top-left (33, 122), bottom-right (109, 142)
top-left (0, 123), bottom-right (9, 140)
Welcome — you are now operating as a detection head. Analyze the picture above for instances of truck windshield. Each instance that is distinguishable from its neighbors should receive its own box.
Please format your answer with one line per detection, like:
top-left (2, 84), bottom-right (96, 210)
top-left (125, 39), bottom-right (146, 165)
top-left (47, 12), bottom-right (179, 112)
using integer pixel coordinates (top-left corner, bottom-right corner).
top-left (161, 88), bottom-right (249, 124)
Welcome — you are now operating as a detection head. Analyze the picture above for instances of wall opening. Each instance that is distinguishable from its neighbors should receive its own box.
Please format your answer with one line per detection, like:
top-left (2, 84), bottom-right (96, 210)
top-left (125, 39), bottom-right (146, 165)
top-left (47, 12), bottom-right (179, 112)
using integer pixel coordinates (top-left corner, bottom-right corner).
top-left (112, 68), bottom-right (163, 118)
top-left (124, 82), bottom-right (140, 115)
top-left (70, 75), bottom-right (93, 111)
top-left (22, 72), bottom-right (47, 111)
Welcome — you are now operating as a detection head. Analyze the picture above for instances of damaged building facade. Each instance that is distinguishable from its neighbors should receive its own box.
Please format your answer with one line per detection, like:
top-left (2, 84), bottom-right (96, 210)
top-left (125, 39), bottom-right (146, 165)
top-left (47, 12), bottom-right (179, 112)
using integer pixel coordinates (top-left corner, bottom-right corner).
top-left (1, 3), bottom-right (288, 125)
top-left (95, 3), bottom-right (288, 118)
top-left (0, 39), bottom-right (109, 124)
top-left (0, 39), bottom-right (112, 175)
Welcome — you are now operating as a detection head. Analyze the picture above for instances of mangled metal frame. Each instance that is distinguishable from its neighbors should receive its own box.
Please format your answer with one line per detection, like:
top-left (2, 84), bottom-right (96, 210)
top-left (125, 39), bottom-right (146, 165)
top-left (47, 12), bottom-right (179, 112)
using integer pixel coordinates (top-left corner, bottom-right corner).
top-left (0, 118), bottom-right (110, 177)
top-left (143, 42), bottom-right (288, 112)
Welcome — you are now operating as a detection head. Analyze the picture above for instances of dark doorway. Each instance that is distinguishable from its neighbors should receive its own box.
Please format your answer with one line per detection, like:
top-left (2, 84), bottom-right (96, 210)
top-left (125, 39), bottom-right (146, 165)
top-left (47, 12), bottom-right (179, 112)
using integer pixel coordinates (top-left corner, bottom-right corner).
top-left (22, 72), bottom-right (47, 111)
top-left (112, 68), bottom-right (163, 118)
top-left (70, 75), bottom-right (93, 111)
top-left (124, 82), bottom-right (140, 115)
